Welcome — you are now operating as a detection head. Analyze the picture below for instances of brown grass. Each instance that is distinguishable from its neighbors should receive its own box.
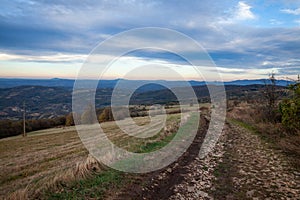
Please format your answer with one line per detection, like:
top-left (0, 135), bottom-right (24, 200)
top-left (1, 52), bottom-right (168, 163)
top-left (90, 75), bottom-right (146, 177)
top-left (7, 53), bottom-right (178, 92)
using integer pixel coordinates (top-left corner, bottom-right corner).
top-left (55, 154), bottom-right (101, 182)
top-left (73, 154), bottom-right (103, 179)
top-left (0, 109), bottom-right (193, 198)
top-left (0, 126), bottom-right (88, 198)
top-left (34, 154), bottom-right (105, 197)
top-left (6, 188), bottom-right (29, 200)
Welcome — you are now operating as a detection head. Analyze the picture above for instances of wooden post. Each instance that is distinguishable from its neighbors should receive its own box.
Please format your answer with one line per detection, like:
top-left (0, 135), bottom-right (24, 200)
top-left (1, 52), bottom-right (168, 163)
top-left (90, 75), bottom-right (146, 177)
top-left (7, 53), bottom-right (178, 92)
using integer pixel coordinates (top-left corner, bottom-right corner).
top-left (23, 102), bottom-right (26, 137)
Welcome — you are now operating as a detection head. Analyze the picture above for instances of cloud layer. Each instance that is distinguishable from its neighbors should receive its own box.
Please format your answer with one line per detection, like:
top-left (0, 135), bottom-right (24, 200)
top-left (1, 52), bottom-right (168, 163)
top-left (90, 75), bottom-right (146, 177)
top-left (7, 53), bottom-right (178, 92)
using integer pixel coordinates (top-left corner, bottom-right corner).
top-left (0, 0), bottom-right (300, 80)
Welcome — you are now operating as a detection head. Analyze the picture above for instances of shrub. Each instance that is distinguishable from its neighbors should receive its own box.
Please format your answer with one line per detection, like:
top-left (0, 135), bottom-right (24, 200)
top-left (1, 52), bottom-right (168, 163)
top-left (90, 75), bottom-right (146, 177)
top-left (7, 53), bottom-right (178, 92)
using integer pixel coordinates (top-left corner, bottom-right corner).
top-left (65, 112), bottom-right (75, 126)
top-left (98, 107), bottom-right (114, 123)
top-left (98, 107), bottom-right (130, 123)
top-left (81, 104), bottom-right (97, 124)
top-left (279, 83), bottom-right (300, 133)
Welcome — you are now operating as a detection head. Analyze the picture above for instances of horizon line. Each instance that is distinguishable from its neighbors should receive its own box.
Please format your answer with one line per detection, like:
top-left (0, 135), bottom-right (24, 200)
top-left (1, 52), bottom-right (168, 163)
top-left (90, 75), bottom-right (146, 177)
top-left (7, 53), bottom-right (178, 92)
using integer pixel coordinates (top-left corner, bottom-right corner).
top-left (0, 77), bottom-right (294, 85)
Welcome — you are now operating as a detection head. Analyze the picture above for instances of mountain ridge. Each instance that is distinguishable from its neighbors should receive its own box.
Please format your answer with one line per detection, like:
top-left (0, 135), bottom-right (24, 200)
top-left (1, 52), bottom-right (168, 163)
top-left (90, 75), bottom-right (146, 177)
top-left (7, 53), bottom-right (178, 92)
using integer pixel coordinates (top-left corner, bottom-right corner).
top-left (0, 78), bottom-right (293, 90)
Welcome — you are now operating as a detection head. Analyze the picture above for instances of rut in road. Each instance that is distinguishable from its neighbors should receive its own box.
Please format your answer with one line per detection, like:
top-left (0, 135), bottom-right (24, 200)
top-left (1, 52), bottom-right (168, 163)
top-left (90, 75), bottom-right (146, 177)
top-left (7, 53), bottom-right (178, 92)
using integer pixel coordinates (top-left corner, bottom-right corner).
top-left (114, 115), bottom-right (209, 199)
top-left (113, 119), bottom-right (300, 200)
top-left (162, 121), bottom-right (300, 200)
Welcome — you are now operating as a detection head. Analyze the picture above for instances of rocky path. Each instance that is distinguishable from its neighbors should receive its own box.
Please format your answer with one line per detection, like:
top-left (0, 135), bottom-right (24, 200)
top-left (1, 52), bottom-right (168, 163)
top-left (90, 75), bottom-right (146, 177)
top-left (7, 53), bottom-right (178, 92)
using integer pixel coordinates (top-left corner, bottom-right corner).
top-left (113, 119), bottom-right (300, 200)
top-left (170, 121), bottom-right (299, 200)
top-left (212, 122), bottom-right (300, 200)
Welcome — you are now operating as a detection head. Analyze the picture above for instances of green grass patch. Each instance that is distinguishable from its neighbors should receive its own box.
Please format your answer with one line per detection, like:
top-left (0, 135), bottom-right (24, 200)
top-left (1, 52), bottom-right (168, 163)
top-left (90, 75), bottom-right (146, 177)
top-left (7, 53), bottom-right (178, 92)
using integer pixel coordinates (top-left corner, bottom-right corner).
top-left (229, 119), bottom-right (259, 134)
top-left (136, 133), bottom-right (176, 153)
top-left (229, 118), bottom-right (274, 144)
top-left (46, 169), bottom-right (122, 200)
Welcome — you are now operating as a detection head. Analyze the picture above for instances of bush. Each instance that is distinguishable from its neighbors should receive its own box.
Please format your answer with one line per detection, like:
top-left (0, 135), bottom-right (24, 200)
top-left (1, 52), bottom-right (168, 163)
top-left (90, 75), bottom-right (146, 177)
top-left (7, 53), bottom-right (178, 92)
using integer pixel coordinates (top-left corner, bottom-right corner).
top-left (81, 104), bottom-right (97, 124)
top-left (98, 107), bottom-right (130, 123)
top-left (98, 107), bottom-right (114, 123)
top-left (279, 83), bottom-right (300, 133)
top-left (65, 112), bottom-right (75, 126)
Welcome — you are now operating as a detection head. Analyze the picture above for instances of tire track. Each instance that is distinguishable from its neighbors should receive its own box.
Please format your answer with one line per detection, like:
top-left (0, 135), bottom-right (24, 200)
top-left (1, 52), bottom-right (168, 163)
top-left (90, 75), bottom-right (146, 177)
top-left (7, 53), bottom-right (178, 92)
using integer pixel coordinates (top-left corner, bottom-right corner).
top-left (113, 115), bottom-right (209, 199)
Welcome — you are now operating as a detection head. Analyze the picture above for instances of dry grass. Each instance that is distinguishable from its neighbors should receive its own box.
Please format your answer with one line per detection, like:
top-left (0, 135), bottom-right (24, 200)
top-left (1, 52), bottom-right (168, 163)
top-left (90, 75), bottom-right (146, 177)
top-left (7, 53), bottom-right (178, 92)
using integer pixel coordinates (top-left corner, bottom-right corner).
top-left (0, 123), bottom-right (114, 198)
top-left (73, 154), bottom-right (104, 179)
top-left (0, 126), bottom-right (87, 198)
top-left (227, 101), bottom-right (256, 123)
top-left (0, 108), bottom-right (199, 198)
top-left (6, 188), bottom-right (29, 200)
top-left (36, 154), bottom-right (105, 197)
top-left (6, 154), bottom-right (103, 200)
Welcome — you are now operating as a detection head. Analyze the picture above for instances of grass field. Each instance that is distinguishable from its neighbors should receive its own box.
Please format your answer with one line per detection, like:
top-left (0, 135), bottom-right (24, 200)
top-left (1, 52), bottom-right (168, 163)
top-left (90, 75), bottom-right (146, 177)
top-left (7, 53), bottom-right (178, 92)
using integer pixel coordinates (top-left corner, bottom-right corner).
top-left (0, 125), bottom-right (87, 198)
top-left (0, 107), bottom-right (201, 199)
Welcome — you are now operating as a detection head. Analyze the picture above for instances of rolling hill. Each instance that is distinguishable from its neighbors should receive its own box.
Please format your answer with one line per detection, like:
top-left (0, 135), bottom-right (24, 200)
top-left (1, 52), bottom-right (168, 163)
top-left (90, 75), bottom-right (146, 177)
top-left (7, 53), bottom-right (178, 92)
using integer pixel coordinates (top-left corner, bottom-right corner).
top-left (0, 83), bottom-right (280, 120)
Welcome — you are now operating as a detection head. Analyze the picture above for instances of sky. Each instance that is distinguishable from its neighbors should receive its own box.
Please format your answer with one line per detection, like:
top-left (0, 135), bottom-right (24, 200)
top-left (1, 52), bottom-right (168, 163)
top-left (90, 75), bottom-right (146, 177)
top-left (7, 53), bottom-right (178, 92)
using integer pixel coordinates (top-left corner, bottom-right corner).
top-left (0, 0), bottom-right (300, 81)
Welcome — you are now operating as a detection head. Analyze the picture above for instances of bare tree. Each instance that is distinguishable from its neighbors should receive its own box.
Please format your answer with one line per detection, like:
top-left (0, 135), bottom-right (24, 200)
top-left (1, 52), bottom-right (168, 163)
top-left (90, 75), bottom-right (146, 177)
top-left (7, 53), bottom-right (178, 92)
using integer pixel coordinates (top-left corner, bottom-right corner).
top-left (262, 73), bottom-right (280, 120)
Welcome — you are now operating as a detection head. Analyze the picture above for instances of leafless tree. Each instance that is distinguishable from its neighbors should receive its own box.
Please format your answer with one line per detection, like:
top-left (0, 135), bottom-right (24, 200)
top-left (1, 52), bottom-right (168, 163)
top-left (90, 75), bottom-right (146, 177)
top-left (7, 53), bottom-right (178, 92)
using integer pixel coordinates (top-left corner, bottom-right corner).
top-left (261, 73), bottom-right (281, 121)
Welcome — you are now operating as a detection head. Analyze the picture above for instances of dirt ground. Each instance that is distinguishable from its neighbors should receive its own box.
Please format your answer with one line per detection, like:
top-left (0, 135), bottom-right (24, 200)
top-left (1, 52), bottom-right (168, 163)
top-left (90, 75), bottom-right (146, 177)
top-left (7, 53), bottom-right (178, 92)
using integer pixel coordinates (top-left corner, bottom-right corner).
top-left (113, 119), bottom-right (300, 199)
top-left (1, 109), bottom-right (299, 199)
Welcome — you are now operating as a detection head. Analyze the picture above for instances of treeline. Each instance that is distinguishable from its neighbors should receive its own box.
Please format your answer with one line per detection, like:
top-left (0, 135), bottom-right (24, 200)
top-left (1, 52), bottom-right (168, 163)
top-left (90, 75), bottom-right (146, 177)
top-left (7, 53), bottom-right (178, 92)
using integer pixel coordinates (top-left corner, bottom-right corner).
top-left (72, 105), bottom-right (175, 124)
top-left (0, 104), bottom-right (182, 139)
top-left (0, 117), bottom-right (66, 139)
top-left (65, 106), bottom-right (150, 125)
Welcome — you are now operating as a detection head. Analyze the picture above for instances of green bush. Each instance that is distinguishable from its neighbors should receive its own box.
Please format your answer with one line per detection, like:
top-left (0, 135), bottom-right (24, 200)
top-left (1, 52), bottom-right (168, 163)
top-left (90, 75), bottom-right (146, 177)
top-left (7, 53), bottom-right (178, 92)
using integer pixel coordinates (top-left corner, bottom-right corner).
top-left (279, 83), bottom-right (300, 132)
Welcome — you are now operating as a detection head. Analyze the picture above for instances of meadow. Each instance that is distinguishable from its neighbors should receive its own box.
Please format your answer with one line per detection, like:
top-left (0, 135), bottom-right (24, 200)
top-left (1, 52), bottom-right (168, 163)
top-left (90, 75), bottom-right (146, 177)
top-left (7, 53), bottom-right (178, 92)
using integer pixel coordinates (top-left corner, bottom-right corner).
top-left (0, 104), bottom-right (203, 199)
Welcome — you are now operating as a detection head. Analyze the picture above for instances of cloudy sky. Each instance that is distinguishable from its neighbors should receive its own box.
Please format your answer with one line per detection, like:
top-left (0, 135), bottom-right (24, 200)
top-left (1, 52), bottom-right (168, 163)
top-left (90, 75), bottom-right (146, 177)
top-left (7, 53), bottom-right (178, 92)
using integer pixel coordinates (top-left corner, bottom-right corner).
top-left (0, 0), bottom-right (300, 80)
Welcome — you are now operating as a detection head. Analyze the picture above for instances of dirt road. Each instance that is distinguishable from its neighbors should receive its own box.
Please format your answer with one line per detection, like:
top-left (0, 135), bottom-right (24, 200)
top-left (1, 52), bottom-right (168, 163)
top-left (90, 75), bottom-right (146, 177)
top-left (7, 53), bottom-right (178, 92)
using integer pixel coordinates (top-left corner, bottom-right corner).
top-left (113, 119), bottom-right (300, 199)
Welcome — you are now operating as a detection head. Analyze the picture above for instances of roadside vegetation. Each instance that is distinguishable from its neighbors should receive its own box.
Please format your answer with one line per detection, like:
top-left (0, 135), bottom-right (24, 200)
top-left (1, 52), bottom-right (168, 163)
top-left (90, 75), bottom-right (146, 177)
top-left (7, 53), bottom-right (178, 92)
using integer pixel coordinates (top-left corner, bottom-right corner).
top-left (227, 74), bottom-right (300, 169)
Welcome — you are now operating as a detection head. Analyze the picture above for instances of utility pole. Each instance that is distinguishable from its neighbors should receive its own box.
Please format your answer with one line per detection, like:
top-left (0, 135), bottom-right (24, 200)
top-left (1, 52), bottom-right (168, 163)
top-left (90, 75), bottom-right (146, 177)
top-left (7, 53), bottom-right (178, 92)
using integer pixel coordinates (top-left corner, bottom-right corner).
top-left (23, 101), bottom-right (26, 137)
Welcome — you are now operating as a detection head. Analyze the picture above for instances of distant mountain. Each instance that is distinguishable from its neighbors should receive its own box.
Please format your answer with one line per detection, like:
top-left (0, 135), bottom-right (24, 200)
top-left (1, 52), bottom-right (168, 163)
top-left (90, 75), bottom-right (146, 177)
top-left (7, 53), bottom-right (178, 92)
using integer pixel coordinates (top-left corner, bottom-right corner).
top-left (223, 79), bottom-right (291, 86)
top-left (130, 84), bottom-right (272, 105)
top-left (0, 86), bottom-right (72, 120)
top-left (0, 86), bottom-right (109, 120)
top-left (0, 78), bottom-right (292, 91)
top-left (0, 78), bottom-right (75, 88)
top-left (0, 77), bottom-right (292, 120)
top-left (0, 84), bottom-right (283, 120)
